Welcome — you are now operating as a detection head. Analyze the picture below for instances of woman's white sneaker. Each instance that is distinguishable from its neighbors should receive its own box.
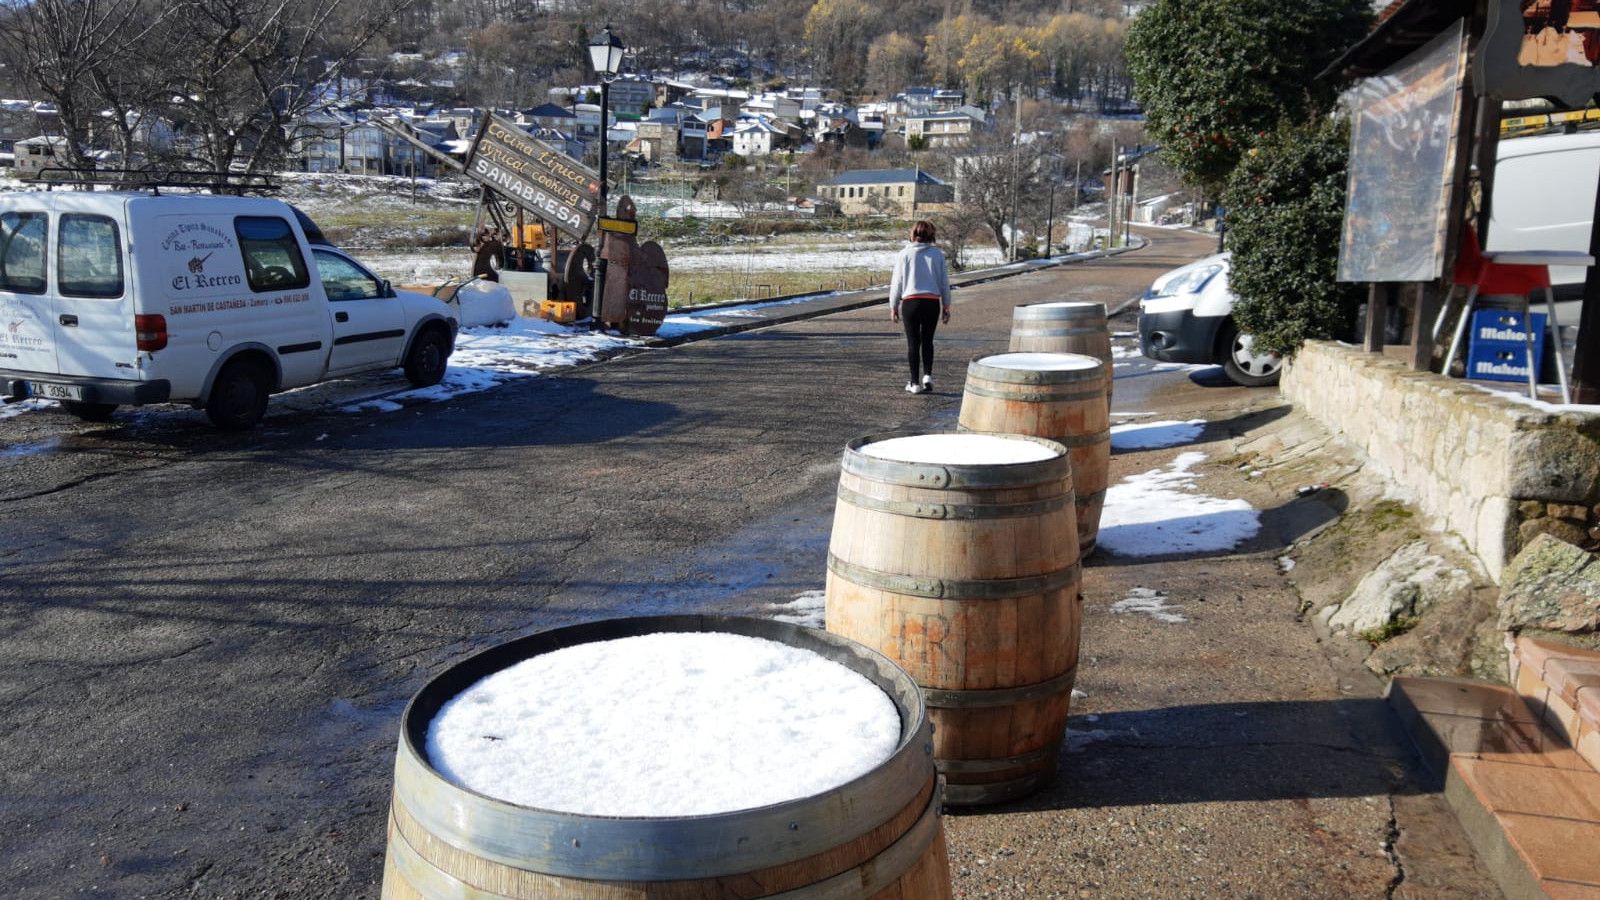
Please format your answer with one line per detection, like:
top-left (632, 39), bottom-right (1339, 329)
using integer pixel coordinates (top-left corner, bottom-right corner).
top-left (905, 381), bottom-right (923, 394)
top-left (921, 375), bottom-right (934, 391)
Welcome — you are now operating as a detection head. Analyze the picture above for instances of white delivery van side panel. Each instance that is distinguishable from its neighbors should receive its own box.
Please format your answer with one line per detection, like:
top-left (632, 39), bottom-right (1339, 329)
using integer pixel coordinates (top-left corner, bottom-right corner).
top-left (129, 198), bottom-right (328, 400)
top-left (49, 192), bottom-right (136, 382)
top-left (1486, 132), bottom-right (1600, 287)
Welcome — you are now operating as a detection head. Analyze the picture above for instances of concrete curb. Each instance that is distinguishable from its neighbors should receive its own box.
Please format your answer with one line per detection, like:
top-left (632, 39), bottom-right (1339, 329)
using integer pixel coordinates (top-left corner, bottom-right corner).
top-left (644, 237), bottom-right (1150, 350)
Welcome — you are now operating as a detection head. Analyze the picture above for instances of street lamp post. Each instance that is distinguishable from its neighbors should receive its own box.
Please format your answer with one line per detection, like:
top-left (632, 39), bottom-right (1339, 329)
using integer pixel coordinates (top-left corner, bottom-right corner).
top-left (587, 26), bottom-right (625, 329)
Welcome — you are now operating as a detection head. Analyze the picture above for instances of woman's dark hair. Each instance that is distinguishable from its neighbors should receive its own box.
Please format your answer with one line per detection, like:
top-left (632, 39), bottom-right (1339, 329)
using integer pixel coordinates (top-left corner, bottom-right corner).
top-left (910, 220), bottom-right (937, 243)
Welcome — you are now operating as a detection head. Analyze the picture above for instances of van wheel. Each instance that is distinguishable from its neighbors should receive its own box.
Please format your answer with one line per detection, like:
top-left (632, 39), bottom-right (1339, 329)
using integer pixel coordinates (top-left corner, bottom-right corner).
top-left (60, 400), bottom-right (118, 422)
top-left (206, 359), bottom-right (271, 430)
top-left (1221, 325), bottom-right (1283, 387)
top-left (403, 327), bottom-right (449, 387)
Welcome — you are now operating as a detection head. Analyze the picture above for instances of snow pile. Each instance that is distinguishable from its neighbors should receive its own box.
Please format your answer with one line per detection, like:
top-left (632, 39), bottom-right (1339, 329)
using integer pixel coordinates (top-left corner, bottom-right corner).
top-left (1097, 452), bottom-right (1260, 556)
top-left (449, 280), bottom-right (516, 328)
top-left (1110, 419), bottom-right (1206, 451)
top-left (426, 632), bottom-right (901, 816)
top-left (1109, 587), bottom-right (1187, 623)
top-left (861, 433), bottom-right (1059, 465)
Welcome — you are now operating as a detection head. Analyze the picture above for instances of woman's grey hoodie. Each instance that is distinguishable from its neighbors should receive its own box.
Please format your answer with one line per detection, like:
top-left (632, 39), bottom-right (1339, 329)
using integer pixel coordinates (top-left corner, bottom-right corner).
top-left (889, 241), bottom-right (951, 314)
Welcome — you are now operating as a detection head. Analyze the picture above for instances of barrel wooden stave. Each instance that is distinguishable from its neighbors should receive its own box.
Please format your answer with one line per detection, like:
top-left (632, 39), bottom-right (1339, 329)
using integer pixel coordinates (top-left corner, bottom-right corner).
top-left (384, 772), bottom-right (946, 899)
top-left (1008, 302), bottom-right (1113, 405)
top-left (957, 356), bottom-right (1109, 555)
top-left (825, 434), bottom-right (1081, 806)
top-left (382, 616), bottom-right (952, 899)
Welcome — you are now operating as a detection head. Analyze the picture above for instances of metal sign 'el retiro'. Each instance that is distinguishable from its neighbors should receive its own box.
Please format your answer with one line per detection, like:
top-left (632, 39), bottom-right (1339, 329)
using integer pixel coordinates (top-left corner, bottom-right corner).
top-left (466, 113), bottom-right (601, 237)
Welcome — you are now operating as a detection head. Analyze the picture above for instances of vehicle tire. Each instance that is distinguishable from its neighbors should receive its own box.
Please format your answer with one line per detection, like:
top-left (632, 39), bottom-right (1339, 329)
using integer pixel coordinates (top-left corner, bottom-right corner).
top-left (60, 400), bottom-right (118, 422)
top-left (205, 358), bottom-right (271, 431)
top-left (403, 326), bottom-right (449, 388)
top-left (1220, 323), bottom-right (1283, 387)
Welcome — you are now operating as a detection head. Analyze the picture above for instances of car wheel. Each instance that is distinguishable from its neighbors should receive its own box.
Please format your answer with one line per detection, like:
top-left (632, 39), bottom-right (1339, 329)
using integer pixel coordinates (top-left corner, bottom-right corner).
top-left (403, 326), bottom-right (449, 388)
top-left (206, 359), bottom-right (271, 430)
top-left (60, 400), bottom-right (118, 422)
top-left (1221, 325), bottom-right (1283, 387)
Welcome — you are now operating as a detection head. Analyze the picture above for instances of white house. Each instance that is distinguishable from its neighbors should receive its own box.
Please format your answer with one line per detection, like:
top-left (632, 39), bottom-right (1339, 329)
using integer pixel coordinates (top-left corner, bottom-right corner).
top-left (730, 117), bottom-right (791, 156)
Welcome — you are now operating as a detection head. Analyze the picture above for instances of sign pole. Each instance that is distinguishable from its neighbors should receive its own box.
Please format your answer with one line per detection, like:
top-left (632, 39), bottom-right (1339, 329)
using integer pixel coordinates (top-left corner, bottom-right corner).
top-left (1572, 174), bottom-right (1600, 403)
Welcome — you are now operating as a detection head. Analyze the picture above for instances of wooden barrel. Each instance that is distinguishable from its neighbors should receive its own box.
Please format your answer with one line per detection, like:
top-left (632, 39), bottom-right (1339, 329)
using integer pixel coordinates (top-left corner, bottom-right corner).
top-left (1009, 301), bottom-right (1113, 406)
top-left (957, 352), bottom-right (1110, 556)
top-left (383, 615), bottom-right (951, 899)
top-left (825, 432), bottom-right (1081, 806)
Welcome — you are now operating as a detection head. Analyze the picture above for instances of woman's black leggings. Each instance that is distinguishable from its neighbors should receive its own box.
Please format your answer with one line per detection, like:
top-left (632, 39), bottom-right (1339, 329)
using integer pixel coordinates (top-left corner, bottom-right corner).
top-left (901, 298), bottom-right (941, 380)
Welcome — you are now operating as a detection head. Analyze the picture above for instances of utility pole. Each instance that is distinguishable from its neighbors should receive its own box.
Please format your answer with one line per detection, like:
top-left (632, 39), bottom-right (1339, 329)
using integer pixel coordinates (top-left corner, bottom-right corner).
top-left (1044, 181), bottom-right (1055, 258)
top-left (1009, 85), bottom-right (1022, 262)
top-left (1108, 144), bottom-right (1119, 249)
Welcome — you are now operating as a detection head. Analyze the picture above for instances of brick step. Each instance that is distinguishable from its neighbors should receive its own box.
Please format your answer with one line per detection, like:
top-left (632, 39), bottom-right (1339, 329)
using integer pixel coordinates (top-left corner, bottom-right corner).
top-left (1512, 637), bottom-right (1600, 773)
top-left (1387, 676), bottom-right (1600, 898)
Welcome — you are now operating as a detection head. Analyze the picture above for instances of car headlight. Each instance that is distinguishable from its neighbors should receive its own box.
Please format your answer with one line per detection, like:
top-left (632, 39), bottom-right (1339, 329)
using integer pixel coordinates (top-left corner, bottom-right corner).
top-left (1151, 264), bottom-right (1223, 298)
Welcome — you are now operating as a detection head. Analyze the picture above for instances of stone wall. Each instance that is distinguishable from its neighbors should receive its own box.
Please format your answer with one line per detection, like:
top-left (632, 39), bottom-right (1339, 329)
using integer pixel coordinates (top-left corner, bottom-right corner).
top-left (1281, 341), bottom-right (1600, 579)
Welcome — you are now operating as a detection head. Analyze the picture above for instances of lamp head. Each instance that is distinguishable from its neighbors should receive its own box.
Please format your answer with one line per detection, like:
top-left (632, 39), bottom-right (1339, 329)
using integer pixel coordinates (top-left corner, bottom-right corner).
top-left (588, 26), bottom-right (625, 76)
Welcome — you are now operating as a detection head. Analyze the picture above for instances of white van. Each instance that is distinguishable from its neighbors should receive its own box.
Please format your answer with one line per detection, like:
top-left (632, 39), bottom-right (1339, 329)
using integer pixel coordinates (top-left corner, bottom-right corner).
top-left (0, 191), bottom-right (458, 429)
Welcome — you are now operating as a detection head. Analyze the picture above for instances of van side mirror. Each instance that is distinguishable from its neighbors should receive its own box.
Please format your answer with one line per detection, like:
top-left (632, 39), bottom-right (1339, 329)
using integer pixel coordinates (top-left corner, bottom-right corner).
top-left (381, 279), bottom-right (395, 298)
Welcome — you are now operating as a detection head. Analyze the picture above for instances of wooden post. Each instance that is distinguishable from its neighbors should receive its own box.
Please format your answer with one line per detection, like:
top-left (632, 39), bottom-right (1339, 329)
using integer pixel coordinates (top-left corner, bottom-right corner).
top-left (1412, 283), bottom-right (1444, 370)
top-left (1366, 283), bottom-right (1391, 352)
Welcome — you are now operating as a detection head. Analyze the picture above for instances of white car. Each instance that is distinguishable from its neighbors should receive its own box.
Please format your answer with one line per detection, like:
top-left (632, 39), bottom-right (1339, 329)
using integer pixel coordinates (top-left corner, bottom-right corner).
top-left (0, 190), bottom-right (458, 429)
top-left (1136, 253), bottom-right (1283, 387)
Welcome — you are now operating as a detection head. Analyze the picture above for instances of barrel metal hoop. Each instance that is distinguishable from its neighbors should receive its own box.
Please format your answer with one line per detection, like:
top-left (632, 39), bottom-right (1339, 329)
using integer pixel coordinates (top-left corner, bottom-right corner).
top-left (934, 745), bottom-right (1056, 775)
top-left (922, 664), bottom-right (1079, 708)
top-left (966, 361), bottom-right (1104, 387)
top-left (1075, 488), bottom-right (1107, 505)
top-left (1011, 325), bottom-right (1106, 337)
top-left (836, 483), bottom-right (1070, 520)
top-left (827, 555), bottom-right (1081, 601)
top-left (940, 767), bottom-right (1058, 807)
top-left (961, 382), bottom-right (1106, 404)
top-left (766, 784), bottom-right (943, 899)
top-left (843, 434), bottom-right (1072, 489)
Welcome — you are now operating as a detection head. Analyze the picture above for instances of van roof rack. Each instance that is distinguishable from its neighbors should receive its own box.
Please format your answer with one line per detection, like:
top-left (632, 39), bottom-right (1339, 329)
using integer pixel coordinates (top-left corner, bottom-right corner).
top-left (35, 169), bottom-right (277, 195)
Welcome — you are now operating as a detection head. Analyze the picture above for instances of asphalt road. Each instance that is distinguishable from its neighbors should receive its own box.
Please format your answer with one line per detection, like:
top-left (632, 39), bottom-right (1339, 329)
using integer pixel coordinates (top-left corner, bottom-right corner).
top-left (0, 226), bottom-right (1492, 898)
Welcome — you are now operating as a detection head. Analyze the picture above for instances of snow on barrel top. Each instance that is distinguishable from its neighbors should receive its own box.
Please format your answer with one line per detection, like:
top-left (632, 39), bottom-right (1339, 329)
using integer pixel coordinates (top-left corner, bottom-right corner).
top-left (425, 632), bottom-right (901, 817)
top-left (979, 352), bottom-right (1102, 372)
top-left (1027, 301), bottom-right (1100, 310)
top-left (861, 433), bottom-right (1059, 466)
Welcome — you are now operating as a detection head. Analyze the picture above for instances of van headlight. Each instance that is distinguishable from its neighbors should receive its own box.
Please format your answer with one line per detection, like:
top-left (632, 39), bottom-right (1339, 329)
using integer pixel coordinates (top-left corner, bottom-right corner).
top-left (1151, 264), bottom-right (1223, 298)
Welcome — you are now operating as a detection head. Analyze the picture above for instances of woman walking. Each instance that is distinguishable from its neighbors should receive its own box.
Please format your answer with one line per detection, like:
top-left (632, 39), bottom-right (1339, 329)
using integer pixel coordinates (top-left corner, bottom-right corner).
top-left (889, 220), bottom-right (952, 394)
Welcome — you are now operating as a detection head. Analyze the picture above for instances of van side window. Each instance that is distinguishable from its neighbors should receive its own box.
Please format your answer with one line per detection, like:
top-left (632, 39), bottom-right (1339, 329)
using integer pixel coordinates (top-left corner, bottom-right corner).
top-left (58, 214), bottom-right (124, 298)
top-left (312, 249), bottom-right (384, 301)
top-left (0, 211), bottom-right (48, 294)
top-left (234, 215), bottom-right (309, 293)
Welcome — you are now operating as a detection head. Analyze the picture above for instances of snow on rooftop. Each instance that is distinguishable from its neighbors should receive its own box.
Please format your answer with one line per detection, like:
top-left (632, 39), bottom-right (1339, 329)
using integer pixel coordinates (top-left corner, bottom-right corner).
top-left (861, 433), bottom-right (1059, 465)
top-left (425, 632), bottom-right (900, 816)
top-left (1097, 451), bottom-right (1259, 556)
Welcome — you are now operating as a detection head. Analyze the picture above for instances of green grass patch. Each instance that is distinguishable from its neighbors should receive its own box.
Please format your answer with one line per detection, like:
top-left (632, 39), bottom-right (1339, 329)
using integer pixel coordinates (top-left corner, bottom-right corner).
top-left (1357, 616), bottom-right (1419, 644)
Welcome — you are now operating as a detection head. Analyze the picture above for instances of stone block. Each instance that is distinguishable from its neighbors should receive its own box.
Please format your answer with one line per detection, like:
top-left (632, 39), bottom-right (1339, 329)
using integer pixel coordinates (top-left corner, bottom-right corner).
top-left (1499, 534), bottom-right (1600, 635)
top-left (1327, 540), bottom-right (1473, 634)
top-left (1548, 503), bottom-right (1592, 524)
top-left (1506, 428), bottom-right (1600, 503)
top-left (1517, 517), bottom-right (1589, 551)
top-left (1519, 501), bottom-right (1547, 520)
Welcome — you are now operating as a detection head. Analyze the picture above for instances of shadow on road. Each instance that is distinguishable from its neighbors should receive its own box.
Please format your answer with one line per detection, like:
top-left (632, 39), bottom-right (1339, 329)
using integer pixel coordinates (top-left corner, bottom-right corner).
top-left (954, 698), bottom-right (1423, 816)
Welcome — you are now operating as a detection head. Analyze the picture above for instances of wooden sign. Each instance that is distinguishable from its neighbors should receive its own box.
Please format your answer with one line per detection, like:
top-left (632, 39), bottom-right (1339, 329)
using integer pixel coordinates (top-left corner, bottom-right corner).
top-left (1476, 0), bottom-right (1600, 106)
top-left (628, 241), bottom-right (670, 336)
top-left (466, 114), bottom-right (601, 237)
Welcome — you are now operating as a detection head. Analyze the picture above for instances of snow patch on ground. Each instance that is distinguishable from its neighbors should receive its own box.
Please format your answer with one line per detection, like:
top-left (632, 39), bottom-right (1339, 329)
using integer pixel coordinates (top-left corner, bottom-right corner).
top-left (0, 399), bottom-right (55, 419)
top-left (1097, 451), bottom-right (1260, 556)
top-left (1109, 587), bottom-right (1187, 623)
top-left (1278, 555), bottom-right (1297, 573)
top-left (1110, 419), bottom-right (1206, 451)
top-left (426, 632), bottom-right (900, 816)
top-left (767, 590), bottom-right (826, 628)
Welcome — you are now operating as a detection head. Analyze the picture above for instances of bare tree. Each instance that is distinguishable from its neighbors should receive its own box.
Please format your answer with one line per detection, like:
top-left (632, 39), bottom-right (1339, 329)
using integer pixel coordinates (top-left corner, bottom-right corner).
top-left (947, 136), bottom-right (1044, 258)
top-left (0, 0), bottom-right (171, 168)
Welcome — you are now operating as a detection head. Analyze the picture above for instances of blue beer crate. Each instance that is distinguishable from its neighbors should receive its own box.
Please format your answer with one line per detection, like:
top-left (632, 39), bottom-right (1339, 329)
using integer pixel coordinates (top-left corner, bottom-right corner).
top-left (1465, 309), bottom-right (1546, 383)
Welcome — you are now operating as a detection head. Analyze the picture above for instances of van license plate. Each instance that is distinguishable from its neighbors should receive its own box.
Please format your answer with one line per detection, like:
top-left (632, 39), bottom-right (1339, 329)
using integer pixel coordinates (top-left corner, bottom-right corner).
top-left (27, 382), bottom-right (84, 401)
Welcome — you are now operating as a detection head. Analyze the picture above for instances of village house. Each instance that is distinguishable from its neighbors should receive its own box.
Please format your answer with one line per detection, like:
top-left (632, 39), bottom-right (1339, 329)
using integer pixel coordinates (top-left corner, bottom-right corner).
top-left (905, 106), bottom-right (988, 148)
top-left (729, 116), bottom-right (797, 157)
top-left (740, 92), bottom-right (802, 124)
top-left (818, 168), bottom-right (955, 217)
top-left (519, 103), bottom-right (577, 133)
